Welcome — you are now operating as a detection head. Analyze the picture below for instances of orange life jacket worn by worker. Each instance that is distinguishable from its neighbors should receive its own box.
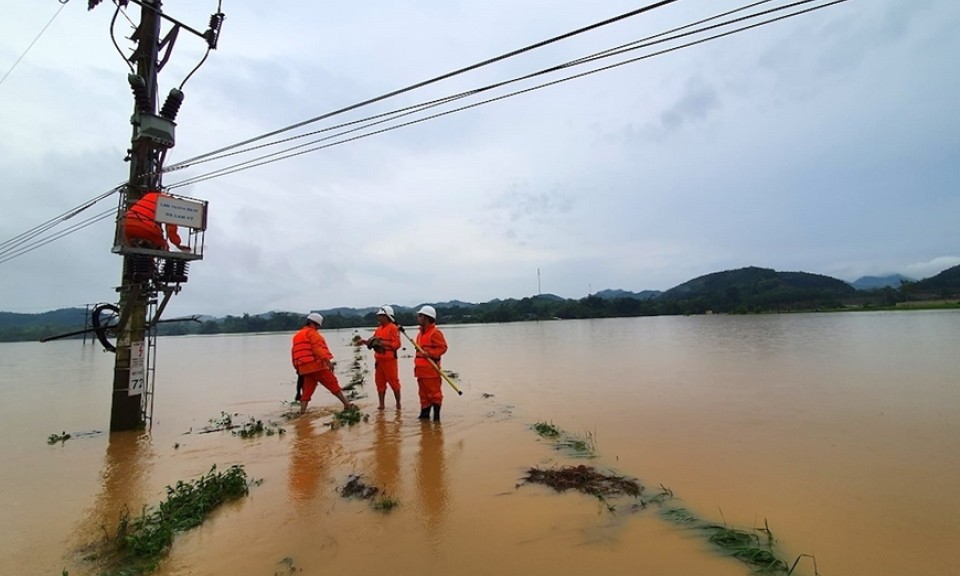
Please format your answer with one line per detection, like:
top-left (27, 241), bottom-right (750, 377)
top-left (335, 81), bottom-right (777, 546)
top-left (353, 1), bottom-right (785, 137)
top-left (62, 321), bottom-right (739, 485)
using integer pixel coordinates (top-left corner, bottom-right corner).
top-left (414, 323), bottom-right (447, 378)
top-left (123, 191), bottom-right (186, 251)
top-left (415, 305), bottom-right (448, 421)
top-left (371, 322), bottom-right (401, 361)
top-left (290, 313), bottom-right (352, 414)
top-left (291, 326), bottom-right (334, 376)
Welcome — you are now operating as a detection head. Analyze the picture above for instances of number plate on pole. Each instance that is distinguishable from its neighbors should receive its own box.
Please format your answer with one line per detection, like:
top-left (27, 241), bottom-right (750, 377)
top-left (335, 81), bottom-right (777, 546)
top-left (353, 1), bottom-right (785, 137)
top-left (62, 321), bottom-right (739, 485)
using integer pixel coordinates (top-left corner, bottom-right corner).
top-left (129, 340), bottom-right (145, 396)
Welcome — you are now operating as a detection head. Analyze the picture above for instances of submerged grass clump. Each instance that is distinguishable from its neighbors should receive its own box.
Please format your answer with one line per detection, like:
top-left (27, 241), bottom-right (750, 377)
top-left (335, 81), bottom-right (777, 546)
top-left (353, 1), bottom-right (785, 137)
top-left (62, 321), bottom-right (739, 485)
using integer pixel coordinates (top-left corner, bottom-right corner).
top-left (532, 421), bottom-right (561, 438)
top-left (48, 431), bottom-right (71, 445)
top-left (372, 494), bottom-right (400, 512)
top-left (197, 411), bottom-right (240, 434)
top-left (340, 475), bottom-right (379, 500)
top-left (232, 417), bottom-right (285, 439)
top-left (659, 508), bottom-right (801, 574)
top-left (530, 421), bottom-right (597, 457)
top-left (340, 475), bottom-right (399, 513)
top-left (524, 420), bottom-right (813, 574)
top-left (94, 464), bottom-right (253, 576)
top-left (329, 405), bottom-right (368, 429)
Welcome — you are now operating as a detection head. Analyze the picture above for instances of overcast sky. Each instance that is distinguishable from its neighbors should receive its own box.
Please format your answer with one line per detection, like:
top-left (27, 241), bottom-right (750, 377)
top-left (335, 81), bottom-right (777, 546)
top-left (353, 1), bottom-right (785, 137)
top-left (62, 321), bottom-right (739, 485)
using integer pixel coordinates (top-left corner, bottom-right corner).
top-left (1, 0), bottom-right (957, 317)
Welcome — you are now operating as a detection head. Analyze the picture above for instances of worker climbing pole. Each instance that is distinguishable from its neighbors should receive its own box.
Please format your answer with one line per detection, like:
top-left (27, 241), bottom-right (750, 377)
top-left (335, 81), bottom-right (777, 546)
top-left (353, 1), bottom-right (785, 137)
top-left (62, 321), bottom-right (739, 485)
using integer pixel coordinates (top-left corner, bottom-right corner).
top-left (87, 0), bottom-right (223, 431)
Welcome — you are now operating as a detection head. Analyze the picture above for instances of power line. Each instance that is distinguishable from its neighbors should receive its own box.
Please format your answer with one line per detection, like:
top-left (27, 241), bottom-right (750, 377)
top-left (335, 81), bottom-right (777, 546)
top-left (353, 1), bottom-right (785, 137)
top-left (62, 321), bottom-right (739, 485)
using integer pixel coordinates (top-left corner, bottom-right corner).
top-left (1, 1), bottom-right (685, 264)
top-left (165, 0), bottom-right (684, 171)
top-left (166, 0), bottom-right (849, 189)
top-left (165, 0), bottom-right (789, 176)
top-left (0, 0), bottom-right (69, 89)
top-left (0, 186), bottom-right (121, 262)
top-left (0, 207), bottom-right (115, 265)
top-left (0, 0), bottom-right (851, 263)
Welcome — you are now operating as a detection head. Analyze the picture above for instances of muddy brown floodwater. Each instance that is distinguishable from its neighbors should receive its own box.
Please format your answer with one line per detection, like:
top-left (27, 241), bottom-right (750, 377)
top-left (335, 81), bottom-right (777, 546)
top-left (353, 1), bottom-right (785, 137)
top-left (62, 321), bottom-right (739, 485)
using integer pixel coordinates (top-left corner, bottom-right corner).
top-left (1, 311), bottom-right (958, 576)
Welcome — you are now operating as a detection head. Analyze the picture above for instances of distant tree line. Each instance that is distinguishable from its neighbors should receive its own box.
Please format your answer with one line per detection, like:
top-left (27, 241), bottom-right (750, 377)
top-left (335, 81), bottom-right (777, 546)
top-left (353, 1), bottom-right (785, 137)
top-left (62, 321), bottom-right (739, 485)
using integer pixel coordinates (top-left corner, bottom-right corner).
top-left (4, 265), bottom-right (958, 343)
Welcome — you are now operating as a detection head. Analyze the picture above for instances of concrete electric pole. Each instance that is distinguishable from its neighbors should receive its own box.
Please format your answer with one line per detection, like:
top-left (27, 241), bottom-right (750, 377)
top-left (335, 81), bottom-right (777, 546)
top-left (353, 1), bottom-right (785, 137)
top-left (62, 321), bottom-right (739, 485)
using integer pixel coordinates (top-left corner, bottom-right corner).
top-left (90, 0), bottom-right (221, 431)
top-left (110, 0), bottom-right (164, 432)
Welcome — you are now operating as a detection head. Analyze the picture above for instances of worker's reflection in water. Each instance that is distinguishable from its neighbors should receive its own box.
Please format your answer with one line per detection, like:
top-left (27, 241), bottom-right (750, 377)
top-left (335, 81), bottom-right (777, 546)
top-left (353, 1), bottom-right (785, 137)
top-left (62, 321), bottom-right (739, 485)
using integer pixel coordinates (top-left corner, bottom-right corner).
top-left (371, 411), bottom-right (402, 496)
top-left (415, 422), bottom-right (448, 545)
top-left (288, 416), bottom-right (331, 503)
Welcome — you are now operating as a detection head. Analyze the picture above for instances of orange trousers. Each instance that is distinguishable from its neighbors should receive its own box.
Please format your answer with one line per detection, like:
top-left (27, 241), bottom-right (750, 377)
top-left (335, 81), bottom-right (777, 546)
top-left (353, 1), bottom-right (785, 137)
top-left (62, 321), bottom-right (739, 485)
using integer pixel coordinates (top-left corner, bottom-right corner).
top-left (374, 359), bottom-right (401, 393)
top-left (300, 369), bottom-right (341, 402)
top-left (417, 377), bottom-right (442, 408)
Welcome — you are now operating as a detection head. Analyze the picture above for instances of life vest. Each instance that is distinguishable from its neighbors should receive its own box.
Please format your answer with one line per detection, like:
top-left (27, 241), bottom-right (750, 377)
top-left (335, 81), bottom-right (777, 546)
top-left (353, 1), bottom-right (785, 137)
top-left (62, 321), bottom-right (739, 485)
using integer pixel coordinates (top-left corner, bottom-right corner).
top-left (291, 326), bottom-right (332, 374)
top-left (414, 323), bottom-right (447, 378)
top-left (372, 323), bottom-right (401, 361)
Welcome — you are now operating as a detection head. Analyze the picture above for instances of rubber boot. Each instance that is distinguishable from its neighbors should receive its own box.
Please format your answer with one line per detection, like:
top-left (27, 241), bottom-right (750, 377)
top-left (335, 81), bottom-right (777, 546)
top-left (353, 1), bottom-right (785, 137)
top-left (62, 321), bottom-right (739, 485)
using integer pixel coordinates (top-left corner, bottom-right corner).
top-left (432, 404), bottom-right (441, 422)
top-left (418, 406), bottom-right (431, 420)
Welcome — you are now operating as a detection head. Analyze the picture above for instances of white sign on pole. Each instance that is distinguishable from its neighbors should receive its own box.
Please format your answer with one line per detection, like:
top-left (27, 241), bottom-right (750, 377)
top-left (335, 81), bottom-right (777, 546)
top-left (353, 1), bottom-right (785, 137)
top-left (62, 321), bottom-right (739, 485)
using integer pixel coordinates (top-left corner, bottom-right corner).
top-left (129, 340), bottom-right (145, 396)
top-left (155, 195), bottom-right (205, 229)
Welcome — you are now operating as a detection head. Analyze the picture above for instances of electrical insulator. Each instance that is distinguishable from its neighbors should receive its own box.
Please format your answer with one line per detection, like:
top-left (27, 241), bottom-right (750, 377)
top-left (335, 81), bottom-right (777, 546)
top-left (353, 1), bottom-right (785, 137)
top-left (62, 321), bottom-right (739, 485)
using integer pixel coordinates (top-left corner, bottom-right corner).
top-left (128, 74), bottom-right (151, 114)
top-left (128, 254), bottom-right (156, 283)
top-left (160, 89), bottom-right (185, 121)
top-left (204, 12), bottom-right (225, 50)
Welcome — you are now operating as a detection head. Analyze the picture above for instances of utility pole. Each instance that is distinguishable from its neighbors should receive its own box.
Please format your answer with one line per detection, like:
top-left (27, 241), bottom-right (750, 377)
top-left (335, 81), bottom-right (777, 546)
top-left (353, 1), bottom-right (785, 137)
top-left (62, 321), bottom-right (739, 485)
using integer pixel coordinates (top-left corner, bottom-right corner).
top-left (86, 0), bottom-right (219, 431)
top-left (111, 0), bottom-right (163, 431)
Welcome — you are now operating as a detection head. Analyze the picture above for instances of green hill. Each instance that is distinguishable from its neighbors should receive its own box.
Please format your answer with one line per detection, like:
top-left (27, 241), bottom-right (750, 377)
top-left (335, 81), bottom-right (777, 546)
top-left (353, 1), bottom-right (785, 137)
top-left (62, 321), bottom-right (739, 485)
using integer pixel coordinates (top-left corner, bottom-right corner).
top-left (910, 264), bottom-right (960, 296)
top-left (661, 266), bottom-right (857, 313)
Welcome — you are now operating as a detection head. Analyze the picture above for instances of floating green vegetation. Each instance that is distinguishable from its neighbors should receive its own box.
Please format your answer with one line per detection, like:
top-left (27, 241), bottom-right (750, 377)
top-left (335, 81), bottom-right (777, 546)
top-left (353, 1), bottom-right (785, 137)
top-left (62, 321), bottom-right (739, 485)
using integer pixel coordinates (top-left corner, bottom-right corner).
top-left (197, 411), bottom-right (240, 434)
top-left (658, 508), bottom-right (813, 574)
top-left (530, 421), bottom-right (597, 457)
top-left (372, 494), bottom-right (400, 513)
top-left (93, 465), bottom-right (252, 576)
top-left (346, 371), bottom-right (366, 388)
top-left (328, 405), bottom-right (369, 429)
top-left (532, 421), bottom-right (561, 438)
top-left (340, 475), bottom-right (398, 512)
top-left (232, 417), bottom-right (285, 439)
top-left (523, 420), bottom-right (815, 574)
top-left (555, 430), bottom-right (597, 457)
top-left (275, 557), bottom-right (298, 576)
top-left (48, 431), bottom-right (71, 445)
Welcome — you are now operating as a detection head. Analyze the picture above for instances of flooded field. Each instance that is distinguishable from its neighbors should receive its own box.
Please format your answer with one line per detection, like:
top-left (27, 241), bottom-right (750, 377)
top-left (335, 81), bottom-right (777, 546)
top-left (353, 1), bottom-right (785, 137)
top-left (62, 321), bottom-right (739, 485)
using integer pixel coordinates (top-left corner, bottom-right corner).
top-left (1, 311), bottom-right (958, 576)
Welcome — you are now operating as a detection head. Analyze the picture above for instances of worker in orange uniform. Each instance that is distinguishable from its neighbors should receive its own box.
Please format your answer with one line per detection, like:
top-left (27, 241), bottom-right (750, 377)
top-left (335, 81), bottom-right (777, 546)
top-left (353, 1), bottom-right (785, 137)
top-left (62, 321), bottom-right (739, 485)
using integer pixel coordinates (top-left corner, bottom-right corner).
top-left (123, 190), bottom-right (191, 252)
top-left (413, 305), bottom-right (448, 421)
top-left (357, 305), bottom-right (402, 411)
top-left (291, 313), bottom-right (353, 414)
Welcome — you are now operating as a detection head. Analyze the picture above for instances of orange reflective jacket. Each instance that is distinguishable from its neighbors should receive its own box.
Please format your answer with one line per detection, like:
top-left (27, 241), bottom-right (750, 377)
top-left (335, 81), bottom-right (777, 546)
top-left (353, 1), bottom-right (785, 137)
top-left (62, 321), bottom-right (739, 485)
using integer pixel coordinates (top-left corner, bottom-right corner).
top-left (414, 324), bottom-right (447, 378)
top-left (123, 191), bottom-right (183, 249)
top-left (291, 326), bottom-right (333, 375)
top-left (372, 323), bottom-right (401, 361)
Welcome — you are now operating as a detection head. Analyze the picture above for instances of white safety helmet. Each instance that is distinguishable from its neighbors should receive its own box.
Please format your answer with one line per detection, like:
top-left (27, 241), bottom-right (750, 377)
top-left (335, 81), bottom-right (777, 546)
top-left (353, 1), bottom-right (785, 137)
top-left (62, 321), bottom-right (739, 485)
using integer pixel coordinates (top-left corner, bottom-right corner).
top-left (307, 312), bottom-right (324, 327)
top-left (417, 305), bottom-right (437, 319)
top-left (377, 305), bottom-right (395, 321)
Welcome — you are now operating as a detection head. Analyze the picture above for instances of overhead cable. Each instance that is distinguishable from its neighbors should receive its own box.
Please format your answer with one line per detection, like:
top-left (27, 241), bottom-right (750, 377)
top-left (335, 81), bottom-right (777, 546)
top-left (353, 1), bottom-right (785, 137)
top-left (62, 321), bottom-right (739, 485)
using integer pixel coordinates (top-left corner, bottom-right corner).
top-left (167, 0), bottom-right (849, 189)
top-left (0, 0), bottom-right (69, 89)
top-left (166, 0), bottom-right (786, 174)
top-left (165, 0), bottom-right (683, 171)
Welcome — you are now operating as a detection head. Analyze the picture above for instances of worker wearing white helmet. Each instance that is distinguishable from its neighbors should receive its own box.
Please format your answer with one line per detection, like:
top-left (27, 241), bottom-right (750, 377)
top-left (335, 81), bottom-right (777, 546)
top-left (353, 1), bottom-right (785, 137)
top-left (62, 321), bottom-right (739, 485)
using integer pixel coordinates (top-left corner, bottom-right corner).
top-left (357, 305), bottom-right (403, 410)
top-left (414, 305), bottom-right (448, 421)
top-left (291, 313), bottom-right (353, 414)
